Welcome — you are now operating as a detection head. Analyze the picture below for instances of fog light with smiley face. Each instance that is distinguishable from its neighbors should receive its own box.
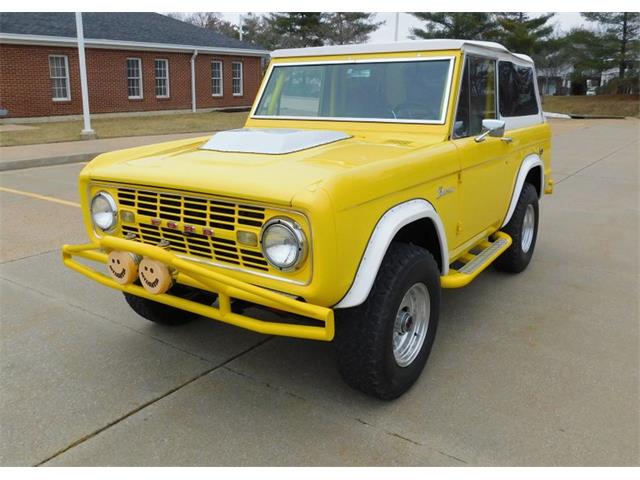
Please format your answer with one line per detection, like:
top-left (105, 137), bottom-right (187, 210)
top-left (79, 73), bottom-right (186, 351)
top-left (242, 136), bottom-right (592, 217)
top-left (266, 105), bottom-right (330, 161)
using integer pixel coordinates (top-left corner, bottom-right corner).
top-left (107, 250), bottom-right (140, 285)
top-left (138, 257), bottom-right (173, 295)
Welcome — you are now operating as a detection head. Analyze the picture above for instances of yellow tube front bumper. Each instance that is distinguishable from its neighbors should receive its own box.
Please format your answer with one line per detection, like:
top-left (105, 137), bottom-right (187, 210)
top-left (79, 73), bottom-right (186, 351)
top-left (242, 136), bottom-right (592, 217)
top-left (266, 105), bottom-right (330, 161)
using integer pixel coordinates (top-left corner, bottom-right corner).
top-left (61, 236), bottom-right (334, 341)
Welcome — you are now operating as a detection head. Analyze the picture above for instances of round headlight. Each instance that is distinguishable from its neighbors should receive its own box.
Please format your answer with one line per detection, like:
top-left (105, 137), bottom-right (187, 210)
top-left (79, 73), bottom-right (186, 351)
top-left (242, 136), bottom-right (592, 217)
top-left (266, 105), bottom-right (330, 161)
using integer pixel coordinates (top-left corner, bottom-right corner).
top-left (91, 191), bottom-right (117, 232)
top-left (261, 217), bottom-right (307, 271)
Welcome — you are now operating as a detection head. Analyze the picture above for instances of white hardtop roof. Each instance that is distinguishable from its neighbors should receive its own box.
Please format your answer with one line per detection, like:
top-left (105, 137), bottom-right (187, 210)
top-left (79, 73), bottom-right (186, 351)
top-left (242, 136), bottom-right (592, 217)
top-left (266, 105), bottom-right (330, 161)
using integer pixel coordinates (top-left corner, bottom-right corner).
top-left (272, 39), bottom-right (533, 64)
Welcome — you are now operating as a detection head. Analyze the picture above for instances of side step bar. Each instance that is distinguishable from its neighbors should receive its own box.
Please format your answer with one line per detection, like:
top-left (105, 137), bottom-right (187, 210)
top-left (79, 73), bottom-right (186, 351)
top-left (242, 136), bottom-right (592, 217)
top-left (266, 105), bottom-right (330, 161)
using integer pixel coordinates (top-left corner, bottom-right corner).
top-left (441, 232), bottom-right (512, 288)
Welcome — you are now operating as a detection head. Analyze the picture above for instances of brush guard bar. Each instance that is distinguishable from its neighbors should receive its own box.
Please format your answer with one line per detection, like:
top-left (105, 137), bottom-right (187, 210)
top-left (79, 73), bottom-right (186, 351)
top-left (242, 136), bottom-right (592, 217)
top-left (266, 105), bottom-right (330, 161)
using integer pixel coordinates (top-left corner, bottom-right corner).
top-left (62, 236), bottom-right (334, 341)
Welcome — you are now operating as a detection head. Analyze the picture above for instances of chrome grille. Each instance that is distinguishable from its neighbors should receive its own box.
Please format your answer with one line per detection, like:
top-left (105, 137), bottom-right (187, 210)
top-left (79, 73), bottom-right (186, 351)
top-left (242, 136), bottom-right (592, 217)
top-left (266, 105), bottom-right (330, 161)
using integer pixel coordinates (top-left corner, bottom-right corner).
top-left (117, 187), bottom-right (265, 230)
top-left (116, 187), bottom-right (270, 271)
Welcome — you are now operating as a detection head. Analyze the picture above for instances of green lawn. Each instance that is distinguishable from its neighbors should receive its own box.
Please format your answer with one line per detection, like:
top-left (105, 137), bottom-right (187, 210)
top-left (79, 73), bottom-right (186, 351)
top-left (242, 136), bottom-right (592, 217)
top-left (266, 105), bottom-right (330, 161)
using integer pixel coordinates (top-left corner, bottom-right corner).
top-left (0, 110), bottom-right (249, 147)
top-left (542, 95), bottom-right (640, 118)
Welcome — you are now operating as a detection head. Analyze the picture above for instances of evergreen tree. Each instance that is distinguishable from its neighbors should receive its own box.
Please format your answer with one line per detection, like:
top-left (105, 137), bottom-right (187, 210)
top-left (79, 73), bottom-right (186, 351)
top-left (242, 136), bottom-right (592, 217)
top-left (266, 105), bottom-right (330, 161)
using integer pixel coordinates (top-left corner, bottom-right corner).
top-left (263, 12), bottom-right (325, 49)
top-left (410, 13), bottom-right (498, 41)
top-left (210, 17), bottom-right (240, 39)
top-left (322, 13), bottom-right (384, 45)
top-left (581, 12), bottom-right (640, 83)
top-left (240, 13), bottom-right (279, 49)
top-left (563, 28), bottom-right (614, 74)
top-left (555, 28), bottom-right (613, 94)
top-left (494, 13), bottom-right (555, 62)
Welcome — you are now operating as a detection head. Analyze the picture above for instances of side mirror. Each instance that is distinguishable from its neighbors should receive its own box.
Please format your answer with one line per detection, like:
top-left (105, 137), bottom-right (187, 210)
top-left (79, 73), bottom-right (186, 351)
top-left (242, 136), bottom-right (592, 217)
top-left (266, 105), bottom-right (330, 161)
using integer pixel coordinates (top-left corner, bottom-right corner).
top-left (475, 119), bottom-right (506, 143)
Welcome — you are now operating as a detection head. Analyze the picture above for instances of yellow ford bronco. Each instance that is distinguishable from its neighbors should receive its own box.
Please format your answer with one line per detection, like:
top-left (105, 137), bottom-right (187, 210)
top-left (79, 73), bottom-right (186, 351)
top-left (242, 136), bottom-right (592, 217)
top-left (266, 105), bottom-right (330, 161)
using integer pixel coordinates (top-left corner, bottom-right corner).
top-left (63, 40), bottom-right (552, 399)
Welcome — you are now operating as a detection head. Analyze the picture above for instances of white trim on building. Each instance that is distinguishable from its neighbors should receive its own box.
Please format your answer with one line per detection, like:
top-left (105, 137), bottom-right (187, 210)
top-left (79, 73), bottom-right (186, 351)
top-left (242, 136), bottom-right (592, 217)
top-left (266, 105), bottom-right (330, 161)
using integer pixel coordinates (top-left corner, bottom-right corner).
top-left (126, 57), bottom-right (143, 99)
top-left (154, 58), bottom-right (170, 98)
top-left (48, 54), bottom-right (71, 101)
top-left (232, 61), bottom-right (243, 96)
top-left (211, 60), bottom-right (224, 97)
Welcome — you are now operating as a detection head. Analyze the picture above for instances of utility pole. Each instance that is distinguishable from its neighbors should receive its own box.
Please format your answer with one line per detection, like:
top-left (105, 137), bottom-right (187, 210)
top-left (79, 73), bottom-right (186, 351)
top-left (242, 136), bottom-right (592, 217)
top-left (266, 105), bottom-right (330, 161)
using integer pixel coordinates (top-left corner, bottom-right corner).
top-left (394, 12), bottom-right (400, 42)
top-left (75, 12), bottom-right (95, 139)
top-left (239, 13), bottom-right (244, 41)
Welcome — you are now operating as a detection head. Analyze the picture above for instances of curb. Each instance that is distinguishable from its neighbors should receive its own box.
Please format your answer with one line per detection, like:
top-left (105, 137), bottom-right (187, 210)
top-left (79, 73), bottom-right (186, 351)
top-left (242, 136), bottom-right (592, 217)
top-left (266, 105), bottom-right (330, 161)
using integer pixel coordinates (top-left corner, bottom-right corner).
top-left (567, 114), bottom-right (627, 119)
top-left (0, 152), bottom-right (96, 172)
top-left (543, 112), bottom-right (572, 119)
top-left (543, 111), bottom-right (627, 120)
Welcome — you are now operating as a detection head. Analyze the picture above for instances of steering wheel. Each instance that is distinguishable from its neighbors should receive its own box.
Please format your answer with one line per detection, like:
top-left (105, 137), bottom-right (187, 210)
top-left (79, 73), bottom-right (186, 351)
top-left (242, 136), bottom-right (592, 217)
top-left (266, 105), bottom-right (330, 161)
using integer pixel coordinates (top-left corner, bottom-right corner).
top-left (394, 102), bottom-right (436, 120)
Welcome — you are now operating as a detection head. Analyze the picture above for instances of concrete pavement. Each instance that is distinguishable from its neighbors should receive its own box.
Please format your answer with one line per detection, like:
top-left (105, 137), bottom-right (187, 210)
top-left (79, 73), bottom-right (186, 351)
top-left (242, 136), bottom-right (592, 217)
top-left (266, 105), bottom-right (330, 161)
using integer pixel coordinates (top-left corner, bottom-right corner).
top-left (0, 119), bottom-right (638, 466)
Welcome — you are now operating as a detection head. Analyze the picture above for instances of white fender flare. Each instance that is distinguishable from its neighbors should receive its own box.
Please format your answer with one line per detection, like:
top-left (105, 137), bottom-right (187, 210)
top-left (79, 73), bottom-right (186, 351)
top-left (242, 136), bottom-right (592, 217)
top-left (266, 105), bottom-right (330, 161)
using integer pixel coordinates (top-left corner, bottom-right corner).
top-left (501, 154), bottom-right (544, 228)
top-left (334, 199), bottom-right (449, 309)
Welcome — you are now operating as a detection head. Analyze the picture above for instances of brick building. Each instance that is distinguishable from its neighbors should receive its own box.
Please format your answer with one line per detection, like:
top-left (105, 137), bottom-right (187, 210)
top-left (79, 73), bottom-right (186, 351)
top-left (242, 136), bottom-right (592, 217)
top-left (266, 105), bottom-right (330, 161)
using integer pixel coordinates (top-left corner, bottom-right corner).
top-left (0, 12), bottom-right (269, 120)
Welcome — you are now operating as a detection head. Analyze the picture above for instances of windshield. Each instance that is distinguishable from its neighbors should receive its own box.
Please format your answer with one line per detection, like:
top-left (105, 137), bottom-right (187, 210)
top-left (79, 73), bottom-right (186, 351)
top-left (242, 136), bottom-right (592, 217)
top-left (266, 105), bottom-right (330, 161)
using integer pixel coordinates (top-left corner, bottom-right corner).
top-left (254, 58), bottom-right (453, 123)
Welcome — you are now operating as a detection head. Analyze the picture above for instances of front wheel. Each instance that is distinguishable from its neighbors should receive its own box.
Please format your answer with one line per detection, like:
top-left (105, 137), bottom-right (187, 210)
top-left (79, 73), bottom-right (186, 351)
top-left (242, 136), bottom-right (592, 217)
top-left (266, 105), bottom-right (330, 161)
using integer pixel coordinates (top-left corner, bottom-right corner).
top-left (124, 286), bottom-right (217, 326)
top-left (334, 243), bottom-right (440, 400)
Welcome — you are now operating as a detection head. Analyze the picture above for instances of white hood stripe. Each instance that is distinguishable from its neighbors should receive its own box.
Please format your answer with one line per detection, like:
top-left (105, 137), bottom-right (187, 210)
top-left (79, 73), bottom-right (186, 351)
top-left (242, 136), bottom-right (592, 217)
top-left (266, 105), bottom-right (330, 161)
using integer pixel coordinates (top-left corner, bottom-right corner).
top-left (200, 128), bottom-right (351, 155)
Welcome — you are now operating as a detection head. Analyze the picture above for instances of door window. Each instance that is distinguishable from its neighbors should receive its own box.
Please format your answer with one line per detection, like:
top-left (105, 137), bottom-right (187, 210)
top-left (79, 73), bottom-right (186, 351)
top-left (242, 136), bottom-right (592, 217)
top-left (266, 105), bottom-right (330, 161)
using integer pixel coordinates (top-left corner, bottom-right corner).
top-left (498, 61), bottom-right (539, 117)
top-left (453, 56), bottom-right (497, 138)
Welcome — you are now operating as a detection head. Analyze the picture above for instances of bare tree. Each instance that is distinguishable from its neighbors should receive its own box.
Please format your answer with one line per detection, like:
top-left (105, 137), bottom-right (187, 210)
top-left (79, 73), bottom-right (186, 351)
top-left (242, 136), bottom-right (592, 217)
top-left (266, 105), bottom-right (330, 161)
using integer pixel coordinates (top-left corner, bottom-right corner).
top-left (165, 12), bottom-right (240, 39)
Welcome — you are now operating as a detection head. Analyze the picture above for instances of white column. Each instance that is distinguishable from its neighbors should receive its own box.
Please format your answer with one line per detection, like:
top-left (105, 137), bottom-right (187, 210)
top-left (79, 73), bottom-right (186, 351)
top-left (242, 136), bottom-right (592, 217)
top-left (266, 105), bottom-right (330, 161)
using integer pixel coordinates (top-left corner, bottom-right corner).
top-left (394, 12), bottom-right (400, 42)
top-left (190, 50), bottom-right (198, 113)
top-left (75, 12), bottom-right (95, 138)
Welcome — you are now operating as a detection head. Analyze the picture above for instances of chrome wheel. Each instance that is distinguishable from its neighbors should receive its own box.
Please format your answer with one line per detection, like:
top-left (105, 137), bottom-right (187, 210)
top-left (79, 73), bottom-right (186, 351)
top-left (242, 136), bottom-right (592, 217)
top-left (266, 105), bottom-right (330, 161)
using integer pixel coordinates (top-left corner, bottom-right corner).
top-left (521, 204), bottom-right (535, 253)
top-left (392, 282), bottom-right (430, 367)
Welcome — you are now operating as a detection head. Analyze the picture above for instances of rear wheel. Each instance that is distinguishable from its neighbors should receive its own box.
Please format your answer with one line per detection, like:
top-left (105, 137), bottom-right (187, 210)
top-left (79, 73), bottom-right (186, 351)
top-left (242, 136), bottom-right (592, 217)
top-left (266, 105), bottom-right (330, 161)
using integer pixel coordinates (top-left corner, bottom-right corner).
top-left (334, 242), bottom-right (440, 400)
top-left (124, 286), bottom-right (217, 326)
top-left (495, 182), bottom-right (539, 273)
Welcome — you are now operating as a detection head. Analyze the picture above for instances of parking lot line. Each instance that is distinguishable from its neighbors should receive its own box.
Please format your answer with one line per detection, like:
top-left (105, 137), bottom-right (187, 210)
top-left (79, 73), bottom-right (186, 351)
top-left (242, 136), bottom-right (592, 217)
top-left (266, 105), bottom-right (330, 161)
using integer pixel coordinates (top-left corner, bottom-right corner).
top-left (0, 186), bottom-right (80, 208)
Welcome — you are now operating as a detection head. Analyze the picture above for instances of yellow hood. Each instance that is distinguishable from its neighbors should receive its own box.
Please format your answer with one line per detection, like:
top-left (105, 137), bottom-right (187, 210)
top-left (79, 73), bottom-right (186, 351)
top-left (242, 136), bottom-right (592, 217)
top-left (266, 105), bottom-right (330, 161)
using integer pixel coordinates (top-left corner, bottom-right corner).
top-left (84, 129), bottom-right (446, 206)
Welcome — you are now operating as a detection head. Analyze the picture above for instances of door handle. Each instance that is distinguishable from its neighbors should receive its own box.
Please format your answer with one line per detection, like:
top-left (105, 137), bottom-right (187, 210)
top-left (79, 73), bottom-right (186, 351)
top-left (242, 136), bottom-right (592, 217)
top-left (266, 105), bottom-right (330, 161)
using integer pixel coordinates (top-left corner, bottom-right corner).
top-left (500, 137), bottom-right (513, 144)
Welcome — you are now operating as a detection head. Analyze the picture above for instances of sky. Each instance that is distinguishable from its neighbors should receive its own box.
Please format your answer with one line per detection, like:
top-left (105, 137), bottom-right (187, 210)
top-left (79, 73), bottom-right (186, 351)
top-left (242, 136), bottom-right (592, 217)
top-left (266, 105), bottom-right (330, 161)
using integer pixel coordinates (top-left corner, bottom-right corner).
top-left (218, 12), bottom-right (589, 43)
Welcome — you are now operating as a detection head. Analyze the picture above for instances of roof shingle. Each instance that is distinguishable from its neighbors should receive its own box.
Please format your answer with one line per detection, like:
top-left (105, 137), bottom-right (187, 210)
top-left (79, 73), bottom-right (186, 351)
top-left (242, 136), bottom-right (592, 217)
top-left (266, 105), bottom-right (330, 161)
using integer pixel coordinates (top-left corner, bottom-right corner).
top-left (0, 12), bottom-right (265, 51)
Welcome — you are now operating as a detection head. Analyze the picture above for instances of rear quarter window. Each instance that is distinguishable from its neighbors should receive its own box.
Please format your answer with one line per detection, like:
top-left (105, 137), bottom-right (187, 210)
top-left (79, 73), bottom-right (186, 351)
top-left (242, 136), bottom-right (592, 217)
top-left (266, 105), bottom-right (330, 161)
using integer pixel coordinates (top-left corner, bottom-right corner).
top-left (498, 61), bottom-right (539, 117)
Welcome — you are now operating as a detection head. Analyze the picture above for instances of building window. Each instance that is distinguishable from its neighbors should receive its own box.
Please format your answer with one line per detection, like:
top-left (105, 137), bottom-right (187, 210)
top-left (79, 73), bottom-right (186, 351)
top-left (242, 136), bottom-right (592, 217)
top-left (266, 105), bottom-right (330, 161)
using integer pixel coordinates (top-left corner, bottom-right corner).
top-left (232, 61), bottom-right (243, 96)
top-left (211, 61), bottom-right (223, 97)
top-left (48, 55), bottom-right (70, 101)
top-left (127, 58), bottom-right (143, 99)
top-left (155, 59), bottom-right (170, 98)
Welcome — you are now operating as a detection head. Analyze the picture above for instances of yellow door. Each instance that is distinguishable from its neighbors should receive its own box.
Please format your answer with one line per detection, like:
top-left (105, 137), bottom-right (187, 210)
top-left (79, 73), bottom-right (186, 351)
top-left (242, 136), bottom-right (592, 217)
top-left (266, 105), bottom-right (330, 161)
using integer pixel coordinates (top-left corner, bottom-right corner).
top-left (451, 55), bottom-right (514, 247)
top-left (494, 60), bottom-right (548, 224)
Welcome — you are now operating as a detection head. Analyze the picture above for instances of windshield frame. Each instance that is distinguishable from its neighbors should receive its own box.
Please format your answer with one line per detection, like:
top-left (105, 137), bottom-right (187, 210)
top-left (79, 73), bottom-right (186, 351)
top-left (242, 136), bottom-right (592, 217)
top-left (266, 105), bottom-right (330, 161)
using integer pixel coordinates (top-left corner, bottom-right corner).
top-left (250, 56), bottom-right (456, 125)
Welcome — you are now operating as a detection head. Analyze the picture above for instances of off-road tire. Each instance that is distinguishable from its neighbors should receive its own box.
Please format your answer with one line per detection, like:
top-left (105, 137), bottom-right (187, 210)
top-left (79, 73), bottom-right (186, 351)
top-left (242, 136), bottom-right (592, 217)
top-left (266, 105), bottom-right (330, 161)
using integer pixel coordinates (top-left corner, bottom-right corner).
top-left (334, 242), bottom-right (440, 400)
top-left (124, 286), bottom-right (217, 326)
top-left (495, 182), bottom-right (539, 273)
